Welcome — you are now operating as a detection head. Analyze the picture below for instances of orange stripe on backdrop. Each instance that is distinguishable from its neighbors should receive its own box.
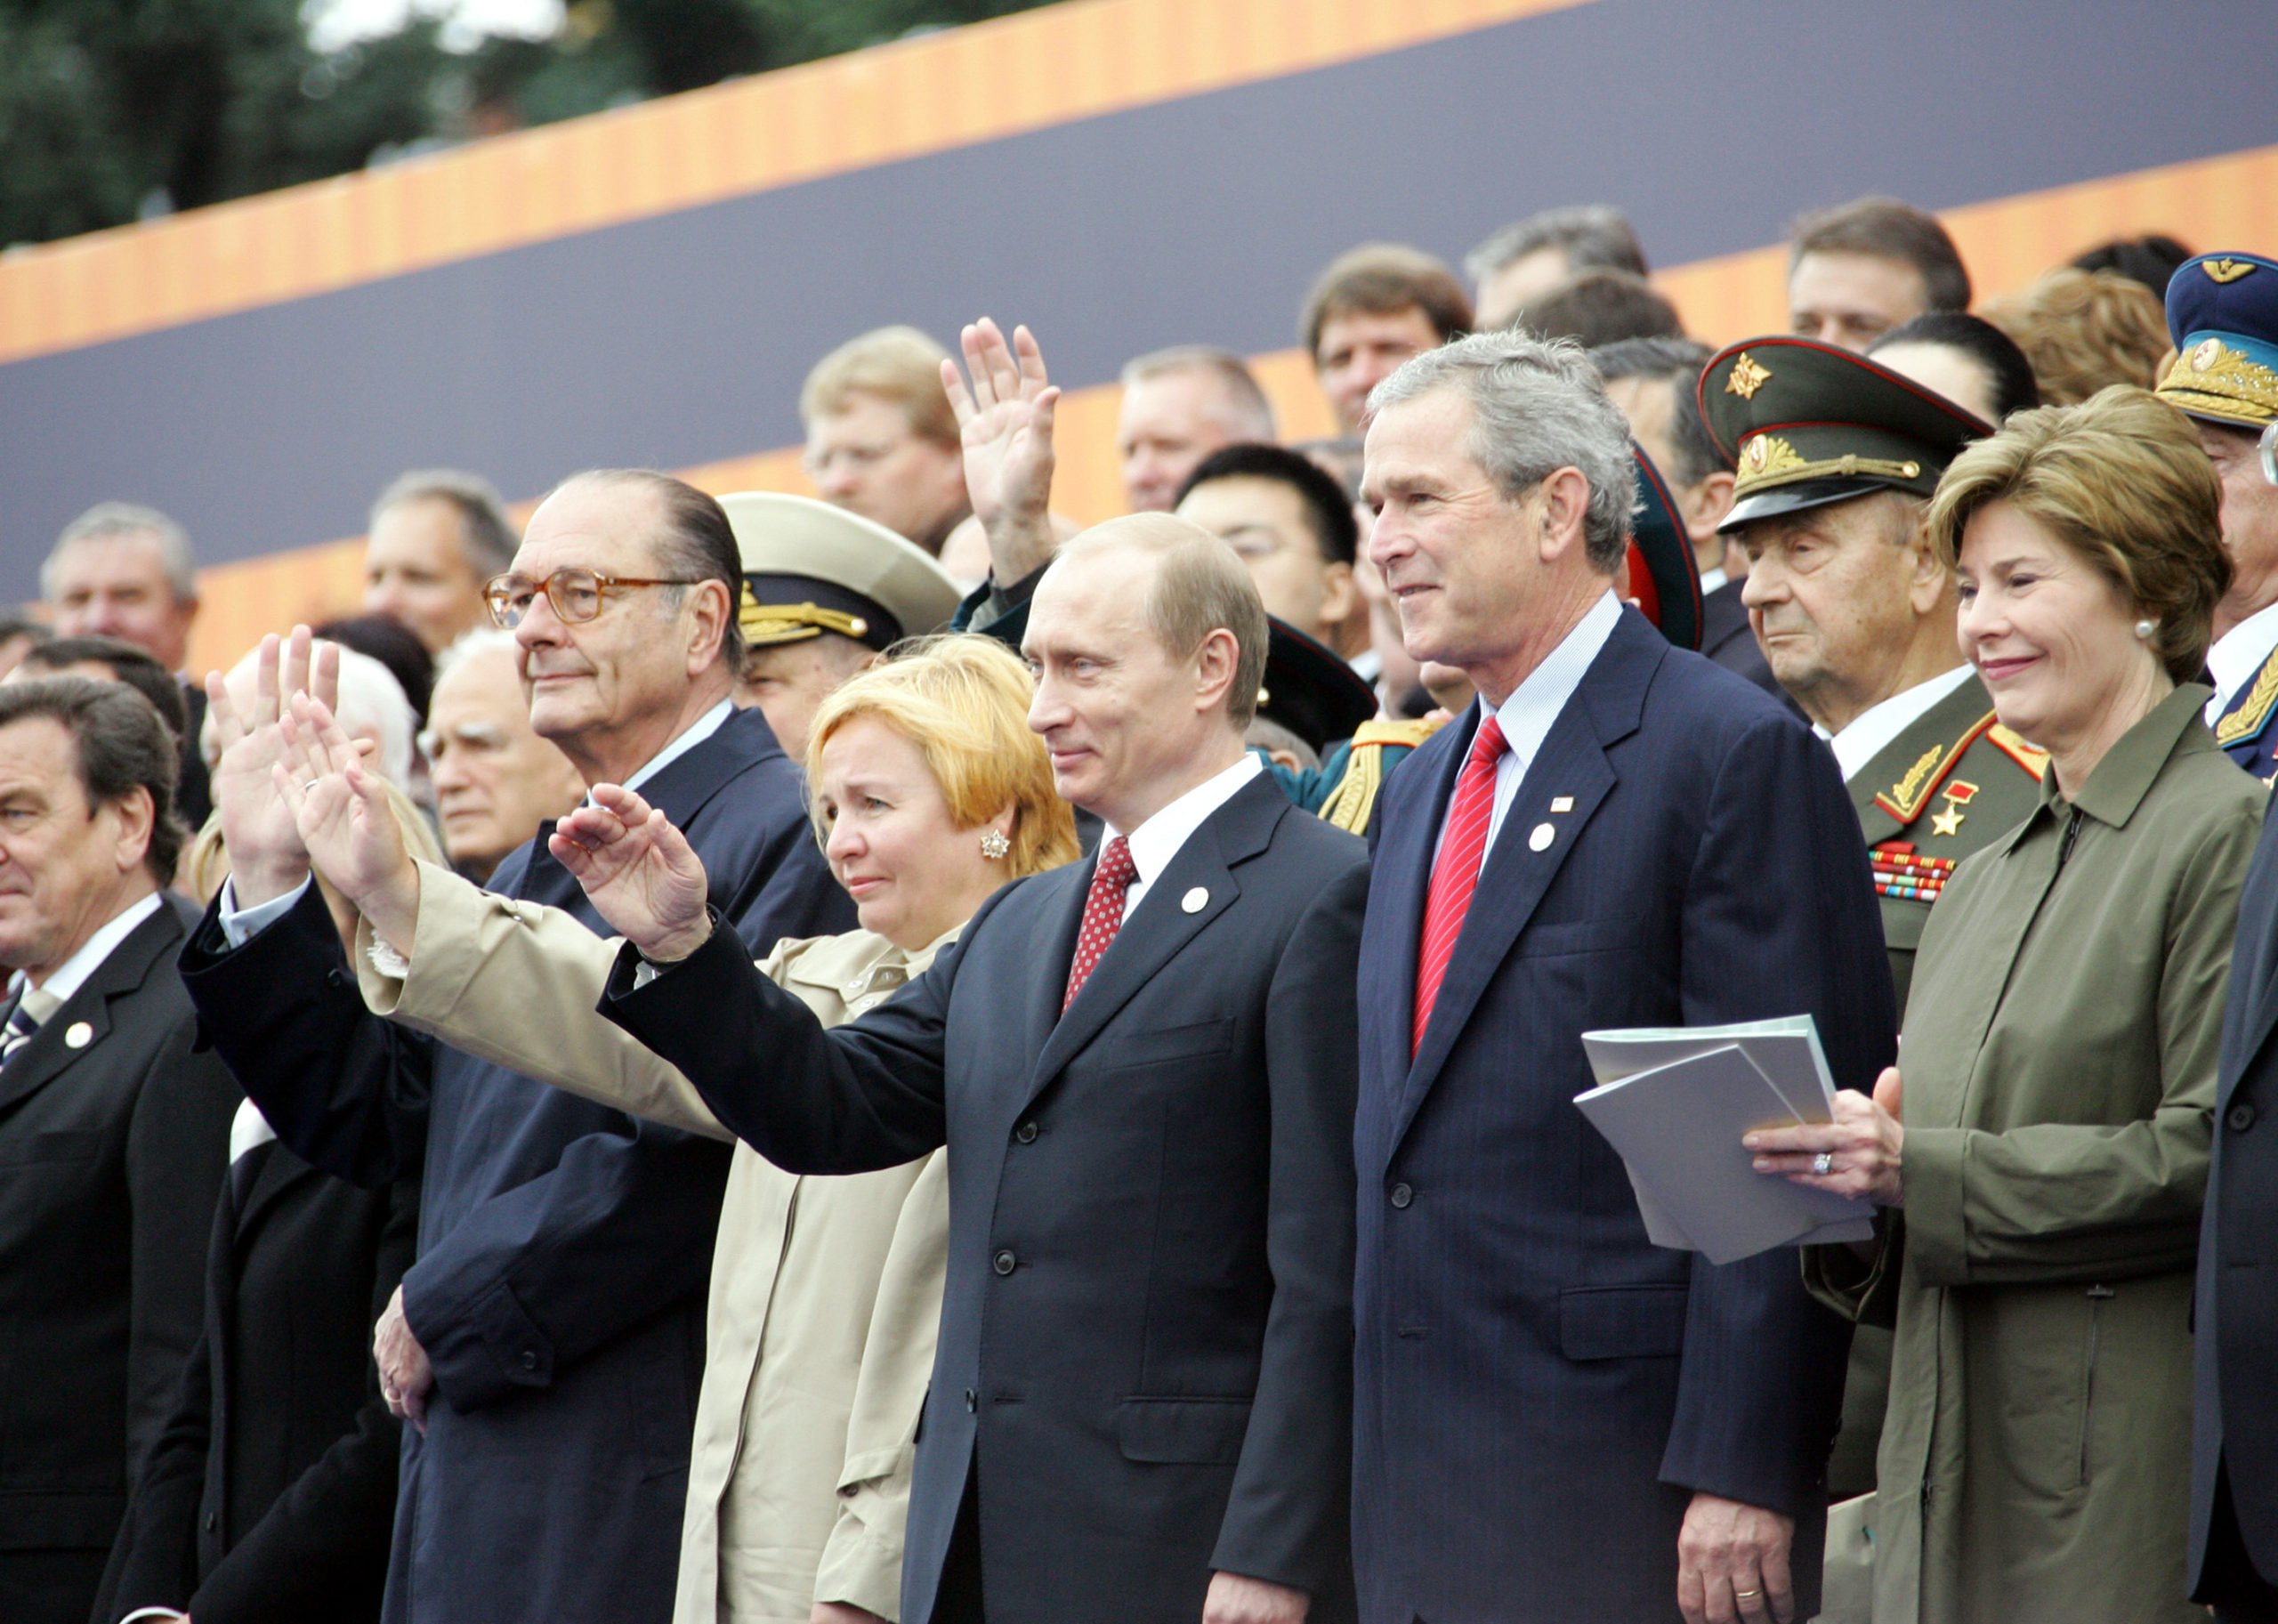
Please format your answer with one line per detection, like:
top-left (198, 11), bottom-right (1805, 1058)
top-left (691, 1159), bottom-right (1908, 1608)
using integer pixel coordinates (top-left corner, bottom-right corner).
top-left (176, 139), bottom-right (2278, 678)
top-left (0, 0), bottom-right (1593, 370)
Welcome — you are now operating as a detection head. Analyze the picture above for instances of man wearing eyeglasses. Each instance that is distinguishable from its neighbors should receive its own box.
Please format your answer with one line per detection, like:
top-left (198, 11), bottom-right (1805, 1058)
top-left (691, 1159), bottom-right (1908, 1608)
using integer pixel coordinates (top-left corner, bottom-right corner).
top-left (173, 471), bottom-right (853, 1624)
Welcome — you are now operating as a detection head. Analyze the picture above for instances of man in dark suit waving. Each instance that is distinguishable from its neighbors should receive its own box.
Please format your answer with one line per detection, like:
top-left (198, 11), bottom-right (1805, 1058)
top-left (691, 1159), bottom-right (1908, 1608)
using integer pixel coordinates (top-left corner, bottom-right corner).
top-left (1351, 332), bottom-right (1894, 1624)
top-left (553, 514), bottom-right (1367, 1624)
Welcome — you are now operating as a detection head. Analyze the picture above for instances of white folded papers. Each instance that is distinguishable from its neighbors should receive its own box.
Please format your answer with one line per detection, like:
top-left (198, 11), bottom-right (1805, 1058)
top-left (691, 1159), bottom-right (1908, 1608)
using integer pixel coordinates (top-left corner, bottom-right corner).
top-left (1575, 1015), bottom-right (1876, 1265)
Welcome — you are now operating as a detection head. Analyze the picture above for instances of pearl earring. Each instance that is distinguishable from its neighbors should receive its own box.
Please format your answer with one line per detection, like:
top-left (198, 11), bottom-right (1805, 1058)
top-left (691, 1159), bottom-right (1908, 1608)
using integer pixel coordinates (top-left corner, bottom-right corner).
top-left (2135, 619), bottom-right (2157, 640)
top-left (980, 829), bottom-right (1010, 860)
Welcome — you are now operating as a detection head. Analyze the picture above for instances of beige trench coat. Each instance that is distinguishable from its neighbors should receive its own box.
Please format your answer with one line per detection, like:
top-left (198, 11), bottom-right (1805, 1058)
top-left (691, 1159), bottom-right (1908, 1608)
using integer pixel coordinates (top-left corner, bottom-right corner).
top-left (358, 861), bottom-right (948, 1624)
top-left (1808, 688), bottom-right (2266, 1624)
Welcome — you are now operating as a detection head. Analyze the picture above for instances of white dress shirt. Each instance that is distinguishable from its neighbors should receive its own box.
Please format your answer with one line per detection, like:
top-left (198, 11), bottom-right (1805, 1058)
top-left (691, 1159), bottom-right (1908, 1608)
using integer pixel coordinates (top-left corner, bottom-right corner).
top-left (1698, 565), bottom-right (1729, 595)
top-left (2208, 600), bottom-right (2278, 726)
top-left (1814, 665), bottom-right (1976, 784)
top-left (221, 699), bottom-right (736, 945)
top-left (1435, 589), bottom-right (1623, 874)
top-left (1107, 752), bottom-right (1263, 921)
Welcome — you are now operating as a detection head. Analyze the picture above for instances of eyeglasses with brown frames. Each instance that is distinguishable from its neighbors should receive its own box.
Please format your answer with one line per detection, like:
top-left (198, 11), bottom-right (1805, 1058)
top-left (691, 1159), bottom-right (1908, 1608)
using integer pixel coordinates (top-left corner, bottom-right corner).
top-left (483, 568), bottom-right (708, 630)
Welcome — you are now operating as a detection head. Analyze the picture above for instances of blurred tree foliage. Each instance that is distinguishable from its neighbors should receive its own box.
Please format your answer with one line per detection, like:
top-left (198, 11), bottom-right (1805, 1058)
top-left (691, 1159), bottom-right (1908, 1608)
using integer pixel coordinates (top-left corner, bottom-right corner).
top-left (0, 0), bottom-right (1052, 248)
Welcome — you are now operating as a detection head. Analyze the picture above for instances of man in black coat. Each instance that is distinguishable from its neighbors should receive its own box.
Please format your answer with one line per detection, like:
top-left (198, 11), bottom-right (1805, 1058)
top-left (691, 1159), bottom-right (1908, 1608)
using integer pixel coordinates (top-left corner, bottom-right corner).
top-left (0, 679), bottom-right (239, 1624)
top-left (93, 1127), bottom-right (418, 1624)
top-left (555, 516), bottom-right (1365, 1624)
top-left (176, 474), bottom-right (853, 1624)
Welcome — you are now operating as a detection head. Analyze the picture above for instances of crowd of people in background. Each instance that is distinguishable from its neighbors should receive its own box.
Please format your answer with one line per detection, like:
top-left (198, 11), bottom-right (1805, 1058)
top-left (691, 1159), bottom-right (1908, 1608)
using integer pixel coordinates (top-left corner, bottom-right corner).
top-left (5, 188), bottom-right (2278, 1624)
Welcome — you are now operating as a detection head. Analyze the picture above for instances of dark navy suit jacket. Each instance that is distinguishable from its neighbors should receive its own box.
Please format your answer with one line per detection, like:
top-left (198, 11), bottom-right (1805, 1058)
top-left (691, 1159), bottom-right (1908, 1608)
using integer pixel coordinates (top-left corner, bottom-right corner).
top-left (1351, 608), bottom-right (1894, 1623)
top-left (2193, 793), bottom-right (2278, 1597)
top-left (179, 706), bottom-right (853, 1624)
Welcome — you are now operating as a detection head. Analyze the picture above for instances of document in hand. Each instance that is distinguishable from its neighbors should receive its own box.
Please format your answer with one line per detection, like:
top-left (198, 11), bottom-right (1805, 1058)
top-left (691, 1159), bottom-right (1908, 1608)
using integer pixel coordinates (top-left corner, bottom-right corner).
top-left (1574, 1015), bottom-right (1876, 1265)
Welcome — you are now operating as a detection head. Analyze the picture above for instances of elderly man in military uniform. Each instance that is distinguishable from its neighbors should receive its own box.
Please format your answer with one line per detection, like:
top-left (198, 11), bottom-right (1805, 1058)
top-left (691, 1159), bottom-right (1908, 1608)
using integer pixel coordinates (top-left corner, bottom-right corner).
top-left (1701, 337), bottom-right (2048, 1518)
top-left (2155, 252), bottom-right (2278, 782)
top-left (725, 492), bottom-right (965, 764)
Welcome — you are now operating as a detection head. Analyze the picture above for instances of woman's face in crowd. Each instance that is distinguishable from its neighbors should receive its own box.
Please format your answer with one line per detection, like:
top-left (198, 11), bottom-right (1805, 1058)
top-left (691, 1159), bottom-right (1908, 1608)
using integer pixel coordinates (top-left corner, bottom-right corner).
top-left (1955, 500), bottom-right (2151, 756)
top-left (813, 715), bottom-right (1009, 952)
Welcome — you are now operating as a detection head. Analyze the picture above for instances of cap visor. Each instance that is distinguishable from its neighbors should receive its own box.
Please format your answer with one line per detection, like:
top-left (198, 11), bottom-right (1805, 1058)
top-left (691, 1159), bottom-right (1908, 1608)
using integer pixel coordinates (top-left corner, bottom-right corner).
top-left (1719, 478), bottom-right (1902, 533)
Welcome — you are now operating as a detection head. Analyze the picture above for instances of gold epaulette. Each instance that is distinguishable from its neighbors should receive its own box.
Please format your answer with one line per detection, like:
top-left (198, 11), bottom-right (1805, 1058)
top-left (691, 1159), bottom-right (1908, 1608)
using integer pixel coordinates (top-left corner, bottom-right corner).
top-left (2217, 648), bottom-right (2278, 748)
top-left (1874, 711), bottom-right (2000, 822)
top-left (1985, 724), bottom-right (2050, 780)
top-left (1318, 716), bottom-right (1450, 834)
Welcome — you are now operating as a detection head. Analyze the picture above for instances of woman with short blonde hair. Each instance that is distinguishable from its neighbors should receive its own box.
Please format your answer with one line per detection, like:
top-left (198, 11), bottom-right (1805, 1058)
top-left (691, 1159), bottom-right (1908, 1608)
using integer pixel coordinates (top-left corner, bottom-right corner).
top-left (273, 634), bottom-right (1077, 1624)
top-left (1757, 387), bottom-right (2264, 1623)
top-left (1983, 267), bottom-right (2176, 406)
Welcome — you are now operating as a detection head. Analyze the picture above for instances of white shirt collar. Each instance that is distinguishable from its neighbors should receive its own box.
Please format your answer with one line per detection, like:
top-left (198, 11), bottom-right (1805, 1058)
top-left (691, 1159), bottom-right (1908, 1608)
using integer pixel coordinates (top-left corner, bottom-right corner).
top-left (11, 889), bottom-right (166, 1006)
top-left (1698, 566), bottom-right (1729, 595)
top-left (2208, 600), bottom-right (2278, 722)
top-left (613, 699), bottom-right (735, 797)
top-left (1109, 752), bottom-right (1263, 918)
top-left (1816, 664), bottom-right (1976, 783)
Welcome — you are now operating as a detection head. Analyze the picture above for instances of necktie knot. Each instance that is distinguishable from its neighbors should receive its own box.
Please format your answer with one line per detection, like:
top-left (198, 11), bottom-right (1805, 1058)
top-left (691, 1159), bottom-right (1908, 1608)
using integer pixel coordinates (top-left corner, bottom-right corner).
top-left (1063, 836), bottom-right (1138, 1012)
top-left (1468, 713), bottom-right (1509, 767)
top-left (1095, 835), bottom-right (1136, 893)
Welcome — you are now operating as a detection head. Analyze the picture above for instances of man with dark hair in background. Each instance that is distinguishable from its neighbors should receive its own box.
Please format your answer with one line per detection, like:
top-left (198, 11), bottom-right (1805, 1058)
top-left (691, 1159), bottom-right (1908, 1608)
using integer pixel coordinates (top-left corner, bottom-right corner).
top-left (44, 502), bottom-right (212, 825)
top-left (1588, 336), bottom-right (1773, 697)
top-left (1869, 311), bottom-right (2041, 427)
top-left (1788, 196), bottom-right (1972, 351)
top-left (1302, 243), bottom-right (1472, 432)
top-left (1512, 269), bottom-right (1684, 347)
top-left (363, 471), bottom-right (520, 657)
top-left (14, 634), bottom-right (190, 743)
top-left (1116, 346), bottom-right (1279, 513)
top-left (178, 468), bottom-right (854, 1624)
top-left (1175, 442), bottom-right (1360, 651)
top-left (1466, 204), bottom-right (1649, 331)
top-left (0, 677), bottom-right (239, 1624)
top-left (0, 617), bottom-right (53, 680)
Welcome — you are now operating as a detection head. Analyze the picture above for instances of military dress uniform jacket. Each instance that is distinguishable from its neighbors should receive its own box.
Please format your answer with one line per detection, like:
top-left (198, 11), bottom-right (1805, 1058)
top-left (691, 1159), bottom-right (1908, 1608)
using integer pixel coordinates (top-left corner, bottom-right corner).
top-left (1846, 674), bottom-right (2050, 1021)
top-left (354, 861), bottom-right (950, 1624)
top-left (1808, 687), bottom-right (2266, 1624)
top-left (2213, 644), bottom-right (2278, 781)
top-left (177, 706), bottom-right (855, 1624)
top-left (602, 775), bottom-right (1369, 1624)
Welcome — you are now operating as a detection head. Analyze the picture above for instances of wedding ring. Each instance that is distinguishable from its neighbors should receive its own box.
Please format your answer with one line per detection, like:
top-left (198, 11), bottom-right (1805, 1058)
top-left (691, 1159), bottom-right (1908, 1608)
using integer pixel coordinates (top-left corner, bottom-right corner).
top-left (1735, 1588), bottom-right (1761, 1602)
top-left (1813, 1152), bottom-right (1835, 1176)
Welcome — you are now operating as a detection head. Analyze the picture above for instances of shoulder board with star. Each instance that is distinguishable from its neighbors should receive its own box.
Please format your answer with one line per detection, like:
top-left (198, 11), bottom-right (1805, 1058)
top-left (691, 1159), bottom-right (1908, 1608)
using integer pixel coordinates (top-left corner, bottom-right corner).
top-left (1317, 715), bottom-right (1450, 834)
top-left (2216, 645), bottom-right (2278, 751)
top-left (1873, 711), bottom-right (2000, 822)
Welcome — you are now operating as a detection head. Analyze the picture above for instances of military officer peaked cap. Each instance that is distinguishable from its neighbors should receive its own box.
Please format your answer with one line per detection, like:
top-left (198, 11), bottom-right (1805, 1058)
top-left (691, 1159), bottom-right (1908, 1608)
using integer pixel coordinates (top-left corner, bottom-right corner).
top-left (2157, 251), bottom-right (2278, 430)
top-left (1626, 443), bottom-right (1703, 652)
top-left (718, 491), bottom-right (965, 652)
top-left (1258, 617), bottom-right (1377, 754)
top-left (1700, 336), bottom-right (1992, 532)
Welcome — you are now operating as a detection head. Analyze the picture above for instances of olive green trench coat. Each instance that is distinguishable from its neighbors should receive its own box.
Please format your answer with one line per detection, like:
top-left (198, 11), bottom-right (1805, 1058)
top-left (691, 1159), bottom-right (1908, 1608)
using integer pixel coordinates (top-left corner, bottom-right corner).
top-left (1809, 687), bottom-right (2266, 1624)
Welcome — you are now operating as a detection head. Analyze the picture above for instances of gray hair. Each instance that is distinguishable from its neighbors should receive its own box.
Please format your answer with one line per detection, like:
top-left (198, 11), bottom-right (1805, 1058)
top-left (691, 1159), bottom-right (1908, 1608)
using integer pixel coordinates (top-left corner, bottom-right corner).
top-left (1119, 345), bottom-right (1277, 440)
top-left (44, 503), bottom-right (198, 604)
top-left (433, 626), bottom-right (521, 683)
top-left (371, 469), bottom-right (519, 578)
top-left (1466, 205), bottom-right (1648, 285)
top-left (1369, 330), bottom-right (1636, 573)
top-left (1588, 335), bottom-right (1725, 488)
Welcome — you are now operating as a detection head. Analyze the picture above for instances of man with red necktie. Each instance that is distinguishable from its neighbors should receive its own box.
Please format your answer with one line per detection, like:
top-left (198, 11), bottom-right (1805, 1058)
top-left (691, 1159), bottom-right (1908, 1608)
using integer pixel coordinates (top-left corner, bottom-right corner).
top-left (557, 512), bottom-right (1369, 1624)
top-left (1350, 331), bottom-right (1894, 1624)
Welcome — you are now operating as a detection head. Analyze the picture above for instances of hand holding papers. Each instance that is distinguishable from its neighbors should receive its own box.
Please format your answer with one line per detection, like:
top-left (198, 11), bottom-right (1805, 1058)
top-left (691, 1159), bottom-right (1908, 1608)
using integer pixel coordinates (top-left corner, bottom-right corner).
top-left (1574, 1015), bottom-right (1877, 1265)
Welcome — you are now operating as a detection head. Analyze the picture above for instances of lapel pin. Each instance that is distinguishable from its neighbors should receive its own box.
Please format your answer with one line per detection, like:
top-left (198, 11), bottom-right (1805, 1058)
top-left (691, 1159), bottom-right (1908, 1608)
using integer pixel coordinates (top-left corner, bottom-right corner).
top-left (1528, 823), bottom-right (1556, 852)
top-left (1549, 796), bottom-right (1574, 813)
top-left (64, 1022), bottom-right (93, 1049)
top-left (1181, 886), bottom-right (1209, 913)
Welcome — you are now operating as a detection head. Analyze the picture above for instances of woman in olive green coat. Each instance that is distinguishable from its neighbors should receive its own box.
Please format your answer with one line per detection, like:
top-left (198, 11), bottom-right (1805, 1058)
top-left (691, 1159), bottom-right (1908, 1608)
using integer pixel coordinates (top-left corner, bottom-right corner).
top-left (1752, 387), bottom-right (2268, 1624)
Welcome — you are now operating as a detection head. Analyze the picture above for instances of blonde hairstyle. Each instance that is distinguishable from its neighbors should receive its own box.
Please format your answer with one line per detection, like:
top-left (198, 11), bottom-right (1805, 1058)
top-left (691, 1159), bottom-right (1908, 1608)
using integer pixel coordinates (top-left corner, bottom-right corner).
top-left (1927, 386), bottom-right (2230, 685)
top-left (803, 634), bottom-right (1078, 879)
top-left (1050, 513), bottom-right (1271, 729)
top-left (798, 326), bottom-right (958, 448)
top-left (1982, 268), bottom-right (2174, 406)
top-left (179, 780), bottom-right (445, 906)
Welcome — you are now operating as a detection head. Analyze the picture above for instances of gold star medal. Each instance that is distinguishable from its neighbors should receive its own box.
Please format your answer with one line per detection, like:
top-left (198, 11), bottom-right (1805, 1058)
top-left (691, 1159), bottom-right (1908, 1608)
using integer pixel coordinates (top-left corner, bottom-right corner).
top-left (1929, 779), bottom-right (1978, 836)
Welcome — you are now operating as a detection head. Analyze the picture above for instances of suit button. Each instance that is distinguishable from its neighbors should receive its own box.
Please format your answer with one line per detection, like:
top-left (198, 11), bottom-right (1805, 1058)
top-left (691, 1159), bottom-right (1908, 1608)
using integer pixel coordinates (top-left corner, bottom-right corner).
top-left (520, 1350), bottom-right (539, 1371)
top-left (1389, 1183), bottom-right (1413, 1209)
top-left (964, 1388), bottom-right (977, 1412)
top-left (325, 967), bottom-right (349, 990)
top-left (1014, 1120), bottom-right (1038, 1144)
top-left (2232, 1103), bottom-right (2258, 1133)
top-left (993, 1249), bottom-right (1017, 1275)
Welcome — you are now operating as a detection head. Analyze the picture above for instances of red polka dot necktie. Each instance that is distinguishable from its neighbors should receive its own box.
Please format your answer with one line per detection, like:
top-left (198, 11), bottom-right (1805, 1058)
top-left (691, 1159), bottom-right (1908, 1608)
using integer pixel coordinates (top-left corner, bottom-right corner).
top-left (1063, 835), bottom-right (1138, 1011)
top-left (1413, 714), bottom-right (1508, 1055)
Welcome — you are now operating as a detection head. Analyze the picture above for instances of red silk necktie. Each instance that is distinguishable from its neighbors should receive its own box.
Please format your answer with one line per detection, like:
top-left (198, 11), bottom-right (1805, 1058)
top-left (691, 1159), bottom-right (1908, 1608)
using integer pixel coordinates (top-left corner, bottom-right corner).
top-left (1063, 835), bottom-right (1138, 1011)
top-left (1413, 715), bottom-right (1508, 1055)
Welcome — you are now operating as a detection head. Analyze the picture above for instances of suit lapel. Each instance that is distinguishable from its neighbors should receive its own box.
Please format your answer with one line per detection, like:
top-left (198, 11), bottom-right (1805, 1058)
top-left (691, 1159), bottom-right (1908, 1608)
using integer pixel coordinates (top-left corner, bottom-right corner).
top-left (0, 899), bottom-right (182, 1115)
top-left (1018, 869), bottom-right (1090, 1079)
top-left (1368, 712), bottom-right (1467, 1112)
top-left (234, 1139), bottom-right (319, 1241)
top-left (1023, 778), bottom-right (1280, 1110)
top-left (1389, 614), bottom-right (1660, 1149)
